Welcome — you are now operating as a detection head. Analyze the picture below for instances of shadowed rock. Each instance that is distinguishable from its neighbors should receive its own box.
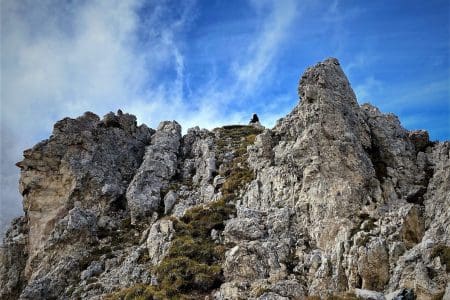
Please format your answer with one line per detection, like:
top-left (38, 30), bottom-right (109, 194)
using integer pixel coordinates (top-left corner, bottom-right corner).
top-left (1, 58), bottom-right (448, 300)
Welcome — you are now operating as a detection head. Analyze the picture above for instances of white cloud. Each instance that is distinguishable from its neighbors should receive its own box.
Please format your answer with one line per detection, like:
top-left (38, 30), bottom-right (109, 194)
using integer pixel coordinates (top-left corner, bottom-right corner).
top-left (0, 0), bottom-right (299, 237)
top-left (354, 76), bottom-right (383, 103)
top-left (343, 53), bottom-right (378, 77)
top-left (128, 0), bottom-right (300, 130)
top-left (383, 79), bottom-right (449, 109)
top-left (233, 0), bottom-right (297, 93)
top-left (0, 0), bottom-right (194, 237)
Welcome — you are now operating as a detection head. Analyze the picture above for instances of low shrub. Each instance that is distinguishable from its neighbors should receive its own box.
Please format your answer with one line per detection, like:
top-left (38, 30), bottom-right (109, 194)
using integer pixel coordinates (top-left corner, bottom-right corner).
top-left (108, 125), bottom-right (260, 299)
top-left (431, 244), bottom-right (450, 272)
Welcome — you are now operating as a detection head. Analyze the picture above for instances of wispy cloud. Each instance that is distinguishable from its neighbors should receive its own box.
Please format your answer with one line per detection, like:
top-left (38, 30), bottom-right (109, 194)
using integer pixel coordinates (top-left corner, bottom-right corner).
top-left (128, 0), bottom-right (300, 129)
top-left (344, 52), bottom-right (379, 77)
top-left (0, 0), bottom-right (300, 236)
top-left (233, 0), bottom-right (298, 93)
top-left (382, 78), bottom-right (449, 109)
top-left (2, 0), bottom-right (447, 238)
top-left (317, 1), bottom-right (383, 106)
top-left (353, 76), bottom-right (383, 103)
top-left (193, 0), bottom-right (299, 125)
top-left (0, 0), bottom-right (195, 236)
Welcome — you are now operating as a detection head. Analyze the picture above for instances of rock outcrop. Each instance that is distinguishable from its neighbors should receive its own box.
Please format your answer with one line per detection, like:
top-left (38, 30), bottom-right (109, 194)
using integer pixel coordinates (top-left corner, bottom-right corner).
top-left (126, 121), bottom-right (182, 224)
top-left (1, 58), bottom-right (448, 300)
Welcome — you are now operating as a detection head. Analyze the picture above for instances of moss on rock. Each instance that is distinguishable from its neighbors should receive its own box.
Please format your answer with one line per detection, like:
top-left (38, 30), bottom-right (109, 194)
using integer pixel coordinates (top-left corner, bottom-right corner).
top-left (107, 125), bottom-right (260, 299)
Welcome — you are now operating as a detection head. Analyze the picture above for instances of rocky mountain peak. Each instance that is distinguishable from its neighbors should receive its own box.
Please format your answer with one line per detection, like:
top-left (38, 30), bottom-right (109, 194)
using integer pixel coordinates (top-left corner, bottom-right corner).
top-left (298, 57), bottom-right (356, 106)
top-left (276, 58), bottom-right (370, 149)
top-left (1, 58), bottom-right (448, 300)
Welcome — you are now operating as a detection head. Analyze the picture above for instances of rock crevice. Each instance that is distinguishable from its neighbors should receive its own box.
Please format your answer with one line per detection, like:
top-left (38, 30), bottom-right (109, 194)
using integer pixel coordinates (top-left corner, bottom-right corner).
top-left (1, 58), bottom-right (448, 300)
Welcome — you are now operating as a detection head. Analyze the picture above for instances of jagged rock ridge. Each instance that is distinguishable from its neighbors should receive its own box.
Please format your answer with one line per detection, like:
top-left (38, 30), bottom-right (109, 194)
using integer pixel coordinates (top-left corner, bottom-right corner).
top-left (1, 58), bottom-right (448, 300)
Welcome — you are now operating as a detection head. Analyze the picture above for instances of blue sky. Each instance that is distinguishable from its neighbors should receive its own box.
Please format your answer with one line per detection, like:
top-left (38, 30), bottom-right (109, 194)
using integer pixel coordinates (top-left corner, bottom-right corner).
top-left (1, 0), bottom-right (449, 234)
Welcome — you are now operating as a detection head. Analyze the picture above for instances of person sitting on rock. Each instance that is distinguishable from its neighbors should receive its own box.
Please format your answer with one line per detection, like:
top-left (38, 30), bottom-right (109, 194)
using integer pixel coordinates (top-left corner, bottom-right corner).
top-left (250, 113), bottom-right (259, 124)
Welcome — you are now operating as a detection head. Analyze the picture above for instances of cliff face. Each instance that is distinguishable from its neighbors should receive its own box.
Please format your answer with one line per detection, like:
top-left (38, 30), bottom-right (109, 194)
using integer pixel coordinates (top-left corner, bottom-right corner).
top-left (1, 58), bottom-right (448, 300)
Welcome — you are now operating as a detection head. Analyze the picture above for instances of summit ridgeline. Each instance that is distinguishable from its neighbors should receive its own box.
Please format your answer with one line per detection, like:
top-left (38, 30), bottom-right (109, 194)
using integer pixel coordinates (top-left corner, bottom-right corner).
top-left (1, 58), bottom-right (449, 300)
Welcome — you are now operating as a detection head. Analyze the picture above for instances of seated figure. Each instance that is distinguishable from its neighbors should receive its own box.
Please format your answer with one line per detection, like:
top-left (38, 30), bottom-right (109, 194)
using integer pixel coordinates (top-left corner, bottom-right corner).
top-left (250, 113), bottom-right (259, 124)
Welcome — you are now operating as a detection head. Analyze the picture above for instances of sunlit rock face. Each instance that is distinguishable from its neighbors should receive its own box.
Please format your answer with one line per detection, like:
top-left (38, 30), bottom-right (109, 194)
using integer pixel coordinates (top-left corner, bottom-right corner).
top-left (126, 121), bottom-right (182, 224)
top-left (1, 58), bottom-right (448, 300)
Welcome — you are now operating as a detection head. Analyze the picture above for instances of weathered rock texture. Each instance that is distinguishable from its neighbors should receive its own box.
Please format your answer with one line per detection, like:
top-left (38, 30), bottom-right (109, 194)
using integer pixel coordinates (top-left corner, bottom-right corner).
top-left (126, 121), bottom-right (181, 224)
top-left (1, 58), bottom-right (448, 300)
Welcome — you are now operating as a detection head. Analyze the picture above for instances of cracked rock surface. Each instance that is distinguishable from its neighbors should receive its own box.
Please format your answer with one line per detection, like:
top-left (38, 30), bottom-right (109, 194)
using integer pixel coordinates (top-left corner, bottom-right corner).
top-left (1, 58), bottom-right (448, 299)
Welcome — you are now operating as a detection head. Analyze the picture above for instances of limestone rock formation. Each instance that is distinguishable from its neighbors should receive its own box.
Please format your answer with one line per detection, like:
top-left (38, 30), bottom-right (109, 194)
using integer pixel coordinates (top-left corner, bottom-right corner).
top-left (126, 121), bottom-right (182, 224)
top-left (1, 58), bottom-right (448, 300)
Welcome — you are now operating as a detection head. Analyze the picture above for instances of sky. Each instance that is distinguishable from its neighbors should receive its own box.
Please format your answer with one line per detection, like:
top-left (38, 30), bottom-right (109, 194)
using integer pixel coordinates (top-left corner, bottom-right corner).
top-left (1, 0), bottom-right (449, 237)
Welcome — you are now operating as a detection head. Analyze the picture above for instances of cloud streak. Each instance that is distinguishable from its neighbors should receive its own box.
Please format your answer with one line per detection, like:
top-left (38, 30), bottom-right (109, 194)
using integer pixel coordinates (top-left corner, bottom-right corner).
top-left (233, 0), bottom-right (297, 93)
top-left (1, 0), bottom-right (447, 240)
top-left (0, 0), bottom-right (194, 237)
top-left (0, 0), bottom-right (299, 237)
top-left (128, 0), bottom-right (300, 129)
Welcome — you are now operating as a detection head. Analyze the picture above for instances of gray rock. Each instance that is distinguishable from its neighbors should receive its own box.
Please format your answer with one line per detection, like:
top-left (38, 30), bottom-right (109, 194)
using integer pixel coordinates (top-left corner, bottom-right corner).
top-left (258, 292), bottom-right (289, 300)
top-left (213, 175), bottom-right (226, 188)
top-left (146, 219), bottom-right (175, 265)
top-left (223, 217), bottom-right (266, 242)
top-left (2, 58), bottom-right (449, 299)
top-left (80, 261), bottom-right (103, 280)
top-left (385, 288), bottom-right (415, 300)
top-left (354, 288), bottom-right (385, 300)
top-left (0, 217), bottom-right (28, 300)
top-left (126, 121), bottom-right (181, 223)
top-left (408, 130), bottom-right (430, 152)
top-left (163, 190), bottom-right (177, 214)
top-left (2, 111), bottom-right (152, 300)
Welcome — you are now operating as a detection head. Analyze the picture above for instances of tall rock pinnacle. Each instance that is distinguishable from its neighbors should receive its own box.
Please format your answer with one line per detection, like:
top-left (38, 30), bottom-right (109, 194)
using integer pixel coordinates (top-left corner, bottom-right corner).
top-left (277, 58), bottom-right (370, 146)
top-left (299, 58), bottom-right (357, 106)
top-left (270, 59), bottom-right (374, 247)
top-left (1, 58), bottom-right (448, 300)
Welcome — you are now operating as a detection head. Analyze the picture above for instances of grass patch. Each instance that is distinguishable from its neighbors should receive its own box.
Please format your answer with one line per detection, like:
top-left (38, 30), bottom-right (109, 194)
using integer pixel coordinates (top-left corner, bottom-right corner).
top-left (107, 198), bottom-right (235, 299)
top-left (215, 125), bottom-right (262, 159)
top-left (107, 125), bottom-right (260, 299)
top-left (328, 292), bottom-right (359, 300)
top-left (148, 196), bottom-right (236, 297)
top-left (104, 284), bottom-right (163, 300)
top-left (306, 292), bottom-right (358, 300)
top-left (431, 244), bottom-right (450, 272)
top-left (156, 256), bottom-right (222, 296)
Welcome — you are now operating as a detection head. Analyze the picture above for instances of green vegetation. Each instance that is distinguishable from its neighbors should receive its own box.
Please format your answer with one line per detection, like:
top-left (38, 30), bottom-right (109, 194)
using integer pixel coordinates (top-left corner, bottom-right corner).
top-left (215, 125), bottom-right (262, 159)
top-left (151, 199), bottom-right (235, 298)
top-left (107, 125), bottom-right (261, 299)
top-left (306, 292), bottom-right (359, 300)
top-left (106, 200), bottom-right (233, 300)
top-left (431, 244), bottom-right (450, 272)
top-left (348, 213), bottom-right (378, 246)
top-left (216, 125), bottom-right (261, 199)
top-left (328, 293), bottom-right (359, 300)
top-left (105, 284), bottom-right (161, 300)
